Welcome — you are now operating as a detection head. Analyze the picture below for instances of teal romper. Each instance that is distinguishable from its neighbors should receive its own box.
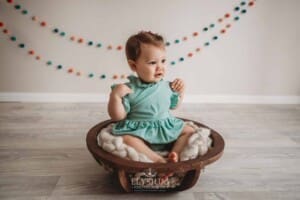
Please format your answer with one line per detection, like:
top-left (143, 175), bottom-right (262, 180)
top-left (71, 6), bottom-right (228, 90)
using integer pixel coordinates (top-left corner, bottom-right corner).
top-left (112, 75), bottom-right (184, 150)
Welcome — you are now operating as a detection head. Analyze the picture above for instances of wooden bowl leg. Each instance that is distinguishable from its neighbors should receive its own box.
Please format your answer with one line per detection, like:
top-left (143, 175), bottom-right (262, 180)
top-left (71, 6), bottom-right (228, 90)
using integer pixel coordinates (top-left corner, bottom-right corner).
top-left (118, 169), bottom-right (132, 192)
top-left (178, 168), bottom-right (201, 191)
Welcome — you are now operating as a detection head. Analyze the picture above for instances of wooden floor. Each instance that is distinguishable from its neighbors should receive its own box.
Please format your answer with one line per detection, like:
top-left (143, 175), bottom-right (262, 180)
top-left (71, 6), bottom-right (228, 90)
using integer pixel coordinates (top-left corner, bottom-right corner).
top-left (0, 103), bottom-right (299, 199)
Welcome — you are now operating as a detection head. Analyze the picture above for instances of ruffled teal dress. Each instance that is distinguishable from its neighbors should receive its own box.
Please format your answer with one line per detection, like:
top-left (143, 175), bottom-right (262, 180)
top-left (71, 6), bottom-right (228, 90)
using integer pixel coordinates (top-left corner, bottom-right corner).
top-left (112, 75), bottom-right (184, 149)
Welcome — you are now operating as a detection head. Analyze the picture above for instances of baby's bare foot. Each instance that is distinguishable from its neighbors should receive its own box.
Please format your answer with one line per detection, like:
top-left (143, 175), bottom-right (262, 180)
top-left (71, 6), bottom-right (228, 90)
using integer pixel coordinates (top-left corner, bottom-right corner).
top-left (168, 151), bottom-right (179, 163)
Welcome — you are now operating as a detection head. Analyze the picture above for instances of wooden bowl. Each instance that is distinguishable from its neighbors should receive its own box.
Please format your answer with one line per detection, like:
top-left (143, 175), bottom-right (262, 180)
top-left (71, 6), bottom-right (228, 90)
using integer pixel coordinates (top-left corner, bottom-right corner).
top-left (86, 119), bottom-right (224, 192)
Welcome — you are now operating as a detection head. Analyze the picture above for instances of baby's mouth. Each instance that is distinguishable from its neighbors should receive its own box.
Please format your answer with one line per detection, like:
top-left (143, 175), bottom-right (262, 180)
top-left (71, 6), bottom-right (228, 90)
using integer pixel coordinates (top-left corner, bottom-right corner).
top-left (155, 72), bottom-right (164, 78)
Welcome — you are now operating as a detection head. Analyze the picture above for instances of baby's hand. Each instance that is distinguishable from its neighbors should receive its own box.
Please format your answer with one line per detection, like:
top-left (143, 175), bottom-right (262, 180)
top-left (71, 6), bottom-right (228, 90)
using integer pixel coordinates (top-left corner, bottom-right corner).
top-left (111, 84), bottom-right (133, 98)
top-left (171, 78), bottom-right (185, 95)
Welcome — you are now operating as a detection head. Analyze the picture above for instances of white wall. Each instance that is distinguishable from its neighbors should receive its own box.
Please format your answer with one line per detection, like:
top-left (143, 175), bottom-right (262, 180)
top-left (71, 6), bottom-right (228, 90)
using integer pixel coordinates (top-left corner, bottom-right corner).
top-left (0, 0), bottom-right (299, 103)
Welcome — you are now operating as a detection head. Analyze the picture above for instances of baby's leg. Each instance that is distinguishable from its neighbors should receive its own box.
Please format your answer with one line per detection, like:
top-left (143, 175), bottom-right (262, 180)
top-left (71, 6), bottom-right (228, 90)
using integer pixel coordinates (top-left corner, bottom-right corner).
top-left (122, 135), bottom-right (166, 163)
top-left (168, 125), bottom-right (195, 162)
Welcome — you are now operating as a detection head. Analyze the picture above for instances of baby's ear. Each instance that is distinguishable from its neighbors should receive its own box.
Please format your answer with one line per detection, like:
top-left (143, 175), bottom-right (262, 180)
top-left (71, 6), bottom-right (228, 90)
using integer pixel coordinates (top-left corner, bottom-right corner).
top-left (128, 60), bottom-right (137, 72)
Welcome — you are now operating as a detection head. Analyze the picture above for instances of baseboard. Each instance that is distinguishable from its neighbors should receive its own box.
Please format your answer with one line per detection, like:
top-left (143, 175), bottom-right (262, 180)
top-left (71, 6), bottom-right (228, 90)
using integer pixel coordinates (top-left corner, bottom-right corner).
top-left (0, 92), bottom-right (299, 104)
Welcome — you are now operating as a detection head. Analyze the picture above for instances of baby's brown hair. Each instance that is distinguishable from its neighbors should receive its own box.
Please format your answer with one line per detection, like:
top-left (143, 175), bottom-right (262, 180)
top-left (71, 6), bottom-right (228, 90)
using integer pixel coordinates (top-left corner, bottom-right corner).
top-left (125, 31), bottom-right (165, 61)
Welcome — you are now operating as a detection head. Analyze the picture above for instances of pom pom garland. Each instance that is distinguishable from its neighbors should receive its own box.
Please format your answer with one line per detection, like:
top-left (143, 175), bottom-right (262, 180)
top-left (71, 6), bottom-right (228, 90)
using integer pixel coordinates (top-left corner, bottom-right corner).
top-left (2, 0), bottom-right (256, 79)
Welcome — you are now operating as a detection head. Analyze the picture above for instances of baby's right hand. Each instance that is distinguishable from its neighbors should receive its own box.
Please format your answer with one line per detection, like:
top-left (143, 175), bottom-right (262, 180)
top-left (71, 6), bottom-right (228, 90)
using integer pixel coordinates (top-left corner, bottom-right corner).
top-left (111, 84), bottom-right (133, 98)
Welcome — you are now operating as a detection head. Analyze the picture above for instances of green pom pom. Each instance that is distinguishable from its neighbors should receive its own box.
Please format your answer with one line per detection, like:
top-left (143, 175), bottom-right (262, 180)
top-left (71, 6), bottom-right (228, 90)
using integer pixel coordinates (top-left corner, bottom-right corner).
top-left (234, 6), bottom-right (240, 11)
top-left (22, 10), bottom-right (28, 15)
top-left (213, 36), bottom-right (218, 40)
top-left (47, 61), bottom-right (52, 65)
top-left (165, 42), bottom-right (171, 46)
top-left (203, 27), bottom-right (208, 32)
top-left (234, 16), bottom-right (240, 21)
top-left (179, 57), bottom-right (184, 62)
top-left (241, 9), bottom-right (247, 14)
top-left (89, 73), bottom-right (94, 78)
top-left (100, 74), bottom-right (106, 79)
top-left (88, 41), bottom-right (93, 46)
top-left (97, 43), bottom-right (102, 48)
top-left (174, 39), bottom-right (180, 44)
top-left (14, 5), bottom-right (21, 10)
top-left (53, 28), bottom-right (59, 33)
top-left (170, 61), bottom-right (176, 65)
top-left (240, 1), bottom-right (246, 6)
top-left (10, 36), bottom-right (16, 41)
top-left (57, 65), bottom-right (63, 69)
top-left (19, 43), bottom-right (25, 48)
top-left (60, 32), bottom-right (66, 36)
top-left (204, 42), bottom-right (210, 46)
top-left (210, 23), bottom-right (215, 28)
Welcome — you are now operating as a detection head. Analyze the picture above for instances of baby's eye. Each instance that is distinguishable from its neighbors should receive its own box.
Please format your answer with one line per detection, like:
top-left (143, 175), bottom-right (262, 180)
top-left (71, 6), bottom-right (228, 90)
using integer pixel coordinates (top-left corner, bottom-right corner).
top-left (148, 61), bottom-right (156, 65)
top-left (162, 59), bottom-right (166, 64)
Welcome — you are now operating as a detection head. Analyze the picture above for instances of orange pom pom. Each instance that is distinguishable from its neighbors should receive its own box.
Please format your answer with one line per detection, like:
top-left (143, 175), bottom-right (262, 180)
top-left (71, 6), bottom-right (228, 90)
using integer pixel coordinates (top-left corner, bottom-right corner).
top-left (113, 75), bottom-right (118, 79)
top-left (28, 50), bottom-right (35, 55)
top-left (117, 45), bottom-right (122, 50)
top-left (68, 68), bottom-right (74, 73)
top-left (78, 38), bottom-right (84, 43)
top-left (40, 21), bottom-right (47, 27)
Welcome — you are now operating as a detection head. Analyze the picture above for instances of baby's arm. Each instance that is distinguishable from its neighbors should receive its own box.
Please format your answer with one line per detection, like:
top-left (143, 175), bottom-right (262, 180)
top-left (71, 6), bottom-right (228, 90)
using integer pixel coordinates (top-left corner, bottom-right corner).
top-left (170, 78), bottom-right (185, 109)
top-left (108, 84), bottom-right (132, 121)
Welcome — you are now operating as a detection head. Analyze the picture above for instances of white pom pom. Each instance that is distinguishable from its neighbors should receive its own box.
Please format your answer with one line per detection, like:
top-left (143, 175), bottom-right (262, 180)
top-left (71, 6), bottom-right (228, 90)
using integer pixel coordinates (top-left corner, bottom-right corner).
top-left (112, 149), bottom-right (127, 158)
top-left (100, 130), bottom-right (115, 143)
top-left (199, 143), bottom-right (208, 156)
top-left (180, 144), bottom-right (199, 161)
top-left (199, 128), bottom-right (211, 138)
top-left (102, 143), bottom-right (115, 152)
top-left (188, 133), bottom-right (200, 145)
top-left (113, 137), bottom-right (124, 150)
top-left (126, 146), bottom-right (139, 161)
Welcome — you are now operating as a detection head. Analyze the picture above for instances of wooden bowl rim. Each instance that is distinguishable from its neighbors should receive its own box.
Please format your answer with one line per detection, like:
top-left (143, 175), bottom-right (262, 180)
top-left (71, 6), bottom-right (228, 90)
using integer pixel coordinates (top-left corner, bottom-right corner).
top-left (86, 118), bottom-right (224, 172)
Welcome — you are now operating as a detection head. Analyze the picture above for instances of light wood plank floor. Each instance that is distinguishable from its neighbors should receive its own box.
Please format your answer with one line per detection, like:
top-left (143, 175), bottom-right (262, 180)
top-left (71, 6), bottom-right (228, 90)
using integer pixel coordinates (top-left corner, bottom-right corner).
top-left (0, 103), bottom-right (299, 199)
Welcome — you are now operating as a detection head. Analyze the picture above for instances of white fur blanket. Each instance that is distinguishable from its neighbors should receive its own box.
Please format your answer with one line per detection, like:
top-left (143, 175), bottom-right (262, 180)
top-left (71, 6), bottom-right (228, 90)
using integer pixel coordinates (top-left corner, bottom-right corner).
top-left (97, 121), bottom-right (212, 162)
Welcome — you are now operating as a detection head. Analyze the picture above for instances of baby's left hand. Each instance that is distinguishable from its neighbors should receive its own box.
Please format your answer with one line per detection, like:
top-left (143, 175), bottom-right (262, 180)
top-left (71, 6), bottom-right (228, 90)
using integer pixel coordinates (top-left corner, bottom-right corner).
top-left (171, 78), bottom-right (185, 95)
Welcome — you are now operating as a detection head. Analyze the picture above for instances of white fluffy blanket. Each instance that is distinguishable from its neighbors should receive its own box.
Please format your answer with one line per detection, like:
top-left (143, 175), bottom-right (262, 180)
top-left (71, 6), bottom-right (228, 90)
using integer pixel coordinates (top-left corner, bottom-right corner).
top-left (97, 121), bottom-right (212, 162)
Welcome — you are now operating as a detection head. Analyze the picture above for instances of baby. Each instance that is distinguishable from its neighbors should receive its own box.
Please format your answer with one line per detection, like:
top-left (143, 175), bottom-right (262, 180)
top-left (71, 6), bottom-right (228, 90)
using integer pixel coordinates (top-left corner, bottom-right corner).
top-left (108, 31), bottom-right (195, 163)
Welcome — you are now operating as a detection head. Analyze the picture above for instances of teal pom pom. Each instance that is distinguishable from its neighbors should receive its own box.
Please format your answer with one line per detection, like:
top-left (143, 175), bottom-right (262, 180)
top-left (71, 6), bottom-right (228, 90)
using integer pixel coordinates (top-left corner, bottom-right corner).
top-left (19, 43), bottom-right (25, 48)
top-left (22, 10), bottom-right (28, 15)
top-left (57, 65), bottom-right (63, 69)
top-left (89, 73), bottom-right (94, 78)
top-left (100, 74), bottom-right (106, 79)
top-left (10, 36), bottom-right (16, 41)
top-left (53, 28), bottom-right (59, 33)
top-left (14, 5), bottom-right (21, 10)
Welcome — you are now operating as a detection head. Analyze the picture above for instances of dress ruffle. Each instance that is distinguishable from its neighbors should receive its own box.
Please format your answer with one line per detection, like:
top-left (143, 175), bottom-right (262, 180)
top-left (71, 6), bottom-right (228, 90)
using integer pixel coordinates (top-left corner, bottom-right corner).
top-left (112, 117), bottom-right (184, 144)
top-left (127, 75), bottom-right (158, 88)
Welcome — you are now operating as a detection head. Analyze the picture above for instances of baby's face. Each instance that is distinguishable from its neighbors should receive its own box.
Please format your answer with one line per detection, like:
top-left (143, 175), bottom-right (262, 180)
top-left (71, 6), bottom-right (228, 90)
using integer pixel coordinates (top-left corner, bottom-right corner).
top-left (134, 44), bottom-right (167, 83)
